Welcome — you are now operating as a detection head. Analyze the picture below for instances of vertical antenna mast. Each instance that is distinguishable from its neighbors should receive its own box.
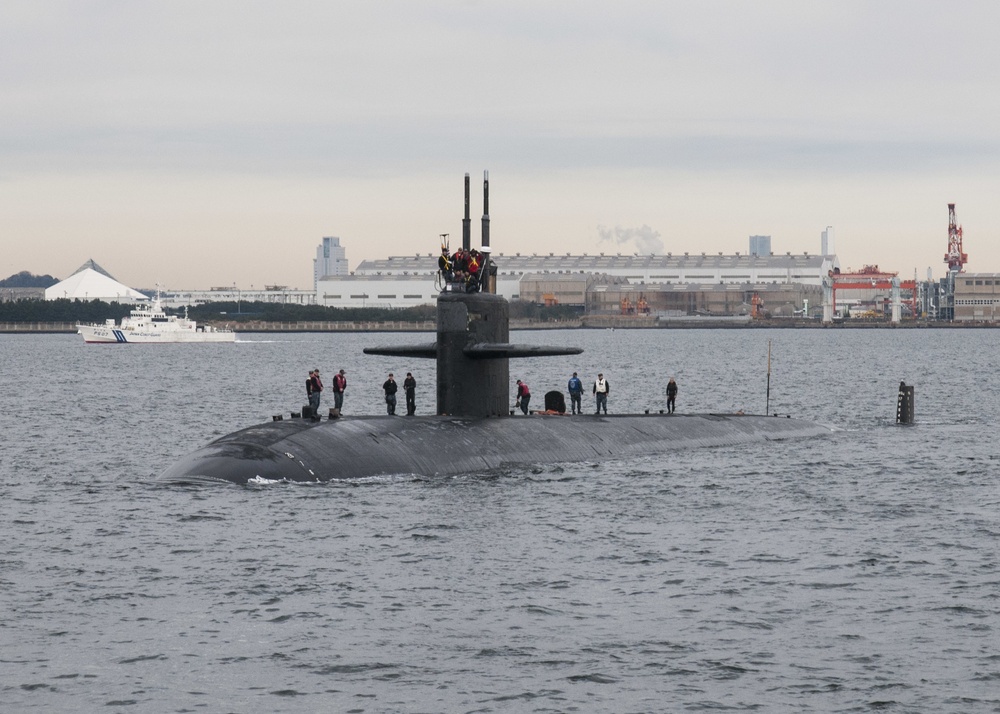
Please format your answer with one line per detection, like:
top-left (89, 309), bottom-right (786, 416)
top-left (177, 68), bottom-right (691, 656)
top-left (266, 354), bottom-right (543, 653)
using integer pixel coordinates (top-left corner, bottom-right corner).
top-left (462, 173), bottom-right (471, 251)
top-left (481, 170), bottom-right (490, 250)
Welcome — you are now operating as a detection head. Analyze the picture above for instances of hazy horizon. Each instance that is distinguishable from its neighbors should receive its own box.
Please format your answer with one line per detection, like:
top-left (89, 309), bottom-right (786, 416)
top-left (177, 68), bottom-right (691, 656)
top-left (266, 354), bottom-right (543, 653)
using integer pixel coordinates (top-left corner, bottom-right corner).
top-left (4, 2), bottom-right (999, 290)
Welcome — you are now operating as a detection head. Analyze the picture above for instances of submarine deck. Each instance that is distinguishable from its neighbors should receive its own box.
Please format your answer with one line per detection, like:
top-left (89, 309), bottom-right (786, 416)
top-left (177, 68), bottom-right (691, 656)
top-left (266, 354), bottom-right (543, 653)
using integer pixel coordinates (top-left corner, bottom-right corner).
top-left (158, 412), bottom-right (833, 484)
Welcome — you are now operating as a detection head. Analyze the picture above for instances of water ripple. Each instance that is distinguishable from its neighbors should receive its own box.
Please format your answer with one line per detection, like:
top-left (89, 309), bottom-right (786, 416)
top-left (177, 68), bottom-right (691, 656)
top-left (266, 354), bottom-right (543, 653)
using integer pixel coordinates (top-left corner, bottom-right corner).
top-left (2, 331), bottom-right (999, 712)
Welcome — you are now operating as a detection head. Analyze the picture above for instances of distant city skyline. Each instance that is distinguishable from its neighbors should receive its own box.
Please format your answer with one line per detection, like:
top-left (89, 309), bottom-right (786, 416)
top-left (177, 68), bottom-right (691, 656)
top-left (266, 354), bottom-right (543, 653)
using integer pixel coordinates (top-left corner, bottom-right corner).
top-left (4, 2), bottom-right (999, 290)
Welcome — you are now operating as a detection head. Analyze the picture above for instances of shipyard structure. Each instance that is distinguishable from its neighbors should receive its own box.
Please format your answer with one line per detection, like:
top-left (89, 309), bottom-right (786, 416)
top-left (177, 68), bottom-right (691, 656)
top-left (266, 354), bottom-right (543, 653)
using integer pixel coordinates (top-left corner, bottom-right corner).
top-left (309, 202), bottom-right (994, 324)
top-left (317, 246), bottom-right (837, 320)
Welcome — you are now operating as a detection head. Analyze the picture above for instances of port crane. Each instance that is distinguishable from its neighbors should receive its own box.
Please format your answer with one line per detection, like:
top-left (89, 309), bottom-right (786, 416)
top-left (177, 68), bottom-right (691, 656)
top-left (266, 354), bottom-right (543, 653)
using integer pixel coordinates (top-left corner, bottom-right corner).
top-left (944, 203), bottom-right (968, 274)
top-left (942, 203), bottom-right (968, 320)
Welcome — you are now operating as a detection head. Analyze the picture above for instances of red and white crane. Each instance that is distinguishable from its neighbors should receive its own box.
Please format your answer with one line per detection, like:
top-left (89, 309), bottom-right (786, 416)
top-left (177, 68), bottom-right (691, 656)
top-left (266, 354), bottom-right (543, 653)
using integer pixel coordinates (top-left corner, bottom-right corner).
top-left (944, 203), bottom-right (968, 274)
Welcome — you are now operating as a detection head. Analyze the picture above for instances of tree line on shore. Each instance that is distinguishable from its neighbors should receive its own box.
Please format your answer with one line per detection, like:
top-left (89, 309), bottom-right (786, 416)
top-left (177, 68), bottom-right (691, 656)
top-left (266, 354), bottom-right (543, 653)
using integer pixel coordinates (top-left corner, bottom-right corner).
top-left (0, 298), bottom-right (581, 323)
top-left (0, 271), bottom-right (59, 288)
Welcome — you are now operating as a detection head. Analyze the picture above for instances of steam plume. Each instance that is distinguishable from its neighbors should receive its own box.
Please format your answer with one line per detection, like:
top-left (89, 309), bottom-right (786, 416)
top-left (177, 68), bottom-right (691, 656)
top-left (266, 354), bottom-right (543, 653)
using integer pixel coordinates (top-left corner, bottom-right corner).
top-left (597, 224), bottom-right (664, 254)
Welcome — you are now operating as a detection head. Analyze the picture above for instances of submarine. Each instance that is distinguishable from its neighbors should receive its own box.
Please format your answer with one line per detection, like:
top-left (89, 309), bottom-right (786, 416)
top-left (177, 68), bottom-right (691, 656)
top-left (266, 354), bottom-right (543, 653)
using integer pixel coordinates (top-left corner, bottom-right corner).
top-left (158, 173), bottom-right (833, 485)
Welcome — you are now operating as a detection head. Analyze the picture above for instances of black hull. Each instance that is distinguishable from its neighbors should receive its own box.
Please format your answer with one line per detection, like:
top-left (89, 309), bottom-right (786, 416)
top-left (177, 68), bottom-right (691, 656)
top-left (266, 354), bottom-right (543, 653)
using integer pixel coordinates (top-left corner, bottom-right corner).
top-left (158, 413), bottom-right (833, 484)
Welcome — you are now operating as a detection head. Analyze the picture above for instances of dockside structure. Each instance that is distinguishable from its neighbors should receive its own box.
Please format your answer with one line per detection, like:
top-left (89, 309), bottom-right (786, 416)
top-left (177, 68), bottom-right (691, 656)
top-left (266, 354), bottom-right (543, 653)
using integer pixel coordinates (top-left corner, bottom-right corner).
top-left (317, 251), bottom-right (839, 310)
top-left (953, 273), bottom-right (1000, 322)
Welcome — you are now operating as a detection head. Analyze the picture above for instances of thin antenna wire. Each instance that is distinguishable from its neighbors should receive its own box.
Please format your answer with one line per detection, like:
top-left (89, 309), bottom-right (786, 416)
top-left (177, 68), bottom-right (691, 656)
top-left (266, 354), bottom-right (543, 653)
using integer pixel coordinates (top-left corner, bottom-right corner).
top-left (765, 339), bottom-right (772, 415)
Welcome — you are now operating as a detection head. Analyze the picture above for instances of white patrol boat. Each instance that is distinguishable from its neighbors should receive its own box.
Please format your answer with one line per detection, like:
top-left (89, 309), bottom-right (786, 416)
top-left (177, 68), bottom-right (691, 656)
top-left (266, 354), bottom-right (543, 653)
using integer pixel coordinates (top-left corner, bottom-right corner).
top-left (77, 296), bottom-right (235, 344)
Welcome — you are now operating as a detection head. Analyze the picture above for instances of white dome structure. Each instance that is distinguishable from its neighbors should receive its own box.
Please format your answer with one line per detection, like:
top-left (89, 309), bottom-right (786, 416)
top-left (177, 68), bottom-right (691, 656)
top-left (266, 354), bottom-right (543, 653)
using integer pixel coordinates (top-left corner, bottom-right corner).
top-left (45, 260), bottom-right (148, 302)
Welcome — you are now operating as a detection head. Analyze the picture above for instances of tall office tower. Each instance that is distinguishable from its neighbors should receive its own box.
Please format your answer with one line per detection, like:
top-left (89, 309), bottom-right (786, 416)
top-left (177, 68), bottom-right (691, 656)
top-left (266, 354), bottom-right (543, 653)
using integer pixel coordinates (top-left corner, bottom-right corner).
top-left (749, 235), bottom-right (771, 257)
top-left (314, 236), bottom-right (348, 289)
top-left (821, 226), bottom-right (835, 256)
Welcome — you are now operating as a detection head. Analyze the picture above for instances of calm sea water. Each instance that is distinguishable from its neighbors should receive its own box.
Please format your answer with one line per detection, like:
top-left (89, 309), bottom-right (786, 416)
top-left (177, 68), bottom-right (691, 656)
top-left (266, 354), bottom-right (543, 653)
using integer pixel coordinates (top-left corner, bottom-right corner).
top-left (1, 328), bottom-right (997, 713)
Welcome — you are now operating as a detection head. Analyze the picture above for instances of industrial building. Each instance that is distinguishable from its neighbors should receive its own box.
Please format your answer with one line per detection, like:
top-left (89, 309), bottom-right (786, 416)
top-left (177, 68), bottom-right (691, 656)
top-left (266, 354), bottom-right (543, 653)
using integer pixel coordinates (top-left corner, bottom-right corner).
top-left (317, 248), bottom-right (839, 310)
top-left (158, 286), bottom-right (317, 309)
top-left (953, 274), bottom-right (1000, 322)
top-left (518, 273), bottom-right (626, 307)
top-left (827, 266), bottom-right (918, 320)
top-left (589, 281), bottom-right (823, 318)
top-left (2, 287), bottom-right (45, 302)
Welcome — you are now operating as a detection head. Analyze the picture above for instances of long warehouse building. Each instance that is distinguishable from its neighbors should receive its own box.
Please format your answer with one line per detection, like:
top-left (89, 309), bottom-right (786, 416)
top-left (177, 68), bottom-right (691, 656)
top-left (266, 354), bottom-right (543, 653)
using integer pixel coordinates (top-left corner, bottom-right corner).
top-left (317, 251), bottom-right (840, 309)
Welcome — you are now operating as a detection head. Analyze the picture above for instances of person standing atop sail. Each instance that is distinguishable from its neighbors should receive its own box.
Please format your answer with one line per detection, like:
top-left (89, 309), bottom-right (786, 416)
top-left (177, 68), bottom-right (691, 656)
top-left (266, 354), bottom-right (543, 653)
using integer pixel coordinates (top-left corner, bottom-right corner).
top-left (666, 377), bottom-right (678, 414)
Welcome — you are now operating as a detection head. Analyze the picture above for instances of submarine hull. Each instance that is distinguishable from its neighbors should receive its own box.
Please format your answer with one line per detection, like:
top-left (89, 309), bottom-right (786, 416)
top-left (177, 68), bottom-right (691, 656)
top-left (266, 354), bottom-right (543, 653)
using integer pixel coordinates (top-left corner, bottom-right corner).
top-left (158, 413), bottom-right (833, 484)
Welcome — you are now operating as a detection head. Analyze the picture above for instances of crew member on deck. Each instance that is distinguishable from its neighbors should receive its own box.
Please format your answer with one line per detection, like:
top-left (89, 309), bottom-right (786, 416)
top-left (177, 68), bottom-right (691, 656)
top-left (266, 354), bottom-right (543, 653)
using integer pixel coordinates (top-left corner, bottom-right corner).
top-left (593, 373), bottom-right (609, 414)
top-left (666, 377), bottom-right (678, 414)
top-left (332, 369), bottom-right (347, 412)
top-left (309, 369), bottom-right (323, 419)
top-left (567, 372), bottom-right (583, 415)
top-left (383, 373), bottom-right (398, 415)
top-left (515, 379), bottom-right (531, 415)
top-left (403, 372), bottom-right (417, 415)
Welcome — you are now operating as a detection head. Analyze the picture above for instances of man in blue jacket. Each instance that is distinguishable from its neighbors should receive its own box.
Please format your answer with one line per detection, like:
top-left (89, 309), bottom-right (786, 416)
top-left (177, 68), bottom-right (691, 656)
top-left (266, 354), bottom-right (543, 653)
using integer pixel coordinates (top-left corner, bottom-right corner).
top-left (567, 372), bottom-right (583, 415)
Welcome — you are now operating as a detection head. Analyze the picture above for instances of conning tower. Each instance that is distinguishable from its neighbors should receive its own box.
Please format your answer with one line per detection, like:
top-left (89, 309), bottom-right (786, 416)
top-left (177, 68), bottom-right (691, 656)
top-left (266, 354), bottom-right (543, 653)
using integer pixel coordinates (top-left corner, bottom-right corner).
top-left (364, 172), bottom-right (580, 417)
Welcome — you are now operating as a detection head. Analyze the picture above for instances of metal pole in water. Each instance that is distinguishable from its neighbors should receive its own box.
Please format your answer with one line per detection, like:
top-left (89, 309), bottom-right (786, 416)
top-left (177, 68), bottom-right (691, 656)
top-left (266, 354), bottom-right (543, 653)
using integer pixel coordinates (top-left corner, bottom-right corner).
top-left (765, 339), bottom-right (772, 415)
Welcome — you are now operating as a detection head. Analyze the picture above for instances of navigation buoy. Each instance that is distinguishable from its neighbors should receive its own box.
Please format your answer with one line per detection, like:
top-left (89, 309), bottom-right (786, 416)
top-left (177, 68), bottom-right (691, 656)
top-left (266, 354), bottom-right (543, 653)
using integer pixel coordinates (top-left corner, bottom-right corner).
top-left (896, 381), bottom-right (914, 424)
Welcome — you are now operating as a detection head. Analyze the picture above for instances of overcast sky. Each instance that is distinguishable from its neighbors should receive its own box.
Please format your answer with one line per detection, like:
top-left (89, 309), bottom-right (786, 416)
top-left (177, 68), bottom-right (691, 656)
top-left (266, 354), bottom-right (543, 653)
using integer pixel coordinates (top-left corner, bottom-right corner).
top-left (3, 1), bottom-right (999, 289)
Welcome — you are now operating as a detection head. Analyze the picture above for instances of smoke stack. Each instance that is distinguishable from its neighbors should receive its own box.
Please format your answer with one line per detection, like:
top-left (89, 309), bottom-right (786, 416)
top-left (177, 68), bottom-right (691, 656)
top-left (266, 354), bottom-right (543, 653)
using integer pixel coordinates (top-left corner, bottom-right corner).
top-left (462, 173), bottom-right (471, 251)
top-left (481, 170), bottom-right (490, 251)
